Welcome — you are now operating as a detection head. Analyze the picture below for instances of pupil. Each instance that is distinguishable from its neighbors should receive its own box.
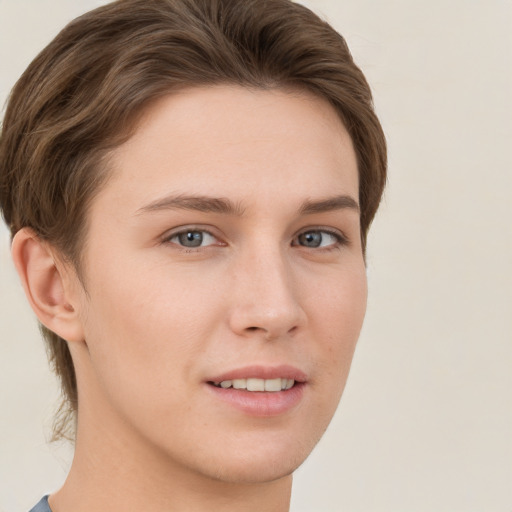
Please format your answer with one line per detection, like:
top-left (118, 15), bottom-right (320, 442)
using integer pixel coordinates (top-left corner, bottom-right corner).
top-left (300, 231), bottom-right (321, 247)
top-left (179, 231), bottom-right (203, 247)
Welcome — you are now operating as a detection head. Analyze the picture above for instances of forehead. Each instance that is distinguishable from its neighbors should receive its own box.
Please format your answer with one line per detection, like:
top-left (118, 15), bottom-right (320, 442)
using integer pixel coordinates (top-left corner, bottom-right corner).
top-left (96, 85), bottom-right (358, 216)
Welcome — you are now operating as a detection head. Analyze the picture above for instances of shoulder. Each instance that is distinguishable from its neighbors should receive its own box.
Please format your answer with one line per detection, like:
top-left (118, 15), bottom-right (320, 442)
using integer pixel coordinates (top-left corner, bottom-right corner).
top-left (29, 496), bottom-right (52, 512)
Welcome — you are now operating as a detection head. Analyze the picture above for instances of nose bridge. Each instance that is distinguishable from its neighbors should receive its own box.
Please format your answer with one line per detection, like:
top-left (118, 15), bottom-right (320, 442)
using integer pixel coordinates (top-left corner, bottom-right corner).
top-left (229, 239), bottom-right (306, 340)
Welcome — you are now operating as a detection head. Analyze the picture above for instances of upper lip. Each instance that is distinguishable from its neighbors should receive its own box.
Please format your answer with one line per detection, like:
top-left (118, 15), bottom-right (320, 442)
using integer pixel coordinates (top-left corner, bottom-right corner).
top-left (207, 365), bottom-right (307, 383)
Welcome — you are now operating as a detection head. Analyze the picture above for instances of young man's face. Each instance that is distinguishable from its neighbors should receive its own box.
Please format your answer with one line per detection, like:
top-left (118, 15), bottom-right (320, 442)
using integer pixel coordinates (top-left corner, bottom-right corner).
top-left (71, 85), bottom-right (367, 483)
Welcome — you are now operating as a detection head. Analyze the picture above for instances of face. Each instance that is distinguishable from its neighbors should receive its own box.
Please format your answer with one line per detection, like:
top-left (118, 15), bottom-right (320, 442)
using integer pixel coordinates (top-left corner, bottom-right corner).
top-left (72, 85), bottom-right (367, 483)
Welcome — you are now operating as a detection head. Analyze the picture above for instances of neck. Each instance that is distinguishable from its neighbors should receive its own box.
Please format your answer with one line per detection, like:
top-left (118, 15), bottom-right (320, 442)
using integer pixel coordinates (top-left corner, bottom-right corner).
top-left (49, 407), bottom-right (292, 512)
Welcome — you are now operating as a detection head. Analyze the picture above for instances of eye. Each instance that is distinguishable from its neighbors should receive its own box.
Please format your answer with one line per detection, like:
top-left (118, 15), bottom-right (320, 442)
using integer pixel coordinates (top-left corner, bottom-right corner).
top-left (167, 229), bottom-right (219, 248)
top-left (294, 229), bottom-right (345, 249)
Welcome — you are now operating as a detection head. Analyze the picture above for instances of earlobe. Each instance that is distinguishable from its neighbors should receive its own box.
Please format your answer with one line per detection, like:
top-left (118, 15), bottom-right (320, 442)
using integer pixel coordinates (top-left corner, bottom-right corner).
top-left (11, 228), bottom-right (85, 343)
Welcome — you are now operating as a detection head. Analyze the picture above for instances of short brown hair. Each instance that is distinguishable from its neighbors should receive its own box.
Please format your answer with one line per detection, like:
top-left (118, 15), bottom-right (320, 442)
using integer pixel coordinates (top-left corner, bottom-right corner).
top-left (0, 0), bottom-right (386, 440)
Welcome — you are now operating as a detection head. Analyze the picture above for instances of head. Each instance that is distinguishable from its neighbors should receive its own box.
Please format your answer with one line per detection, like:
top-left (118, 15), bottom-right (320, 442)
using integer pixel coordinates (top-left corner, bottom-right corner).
top-left (0, 0), bottom-right (386, 481)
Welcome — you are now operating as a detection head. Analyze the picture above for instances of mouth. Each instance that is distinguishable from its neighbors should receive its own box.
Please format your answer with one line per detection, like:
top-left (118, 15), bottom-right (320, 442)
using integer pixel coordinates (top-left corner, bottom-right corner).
top-left (205, 365), bottom-right (307, 416)
top-left (209, 378), bottom-right (296, 392)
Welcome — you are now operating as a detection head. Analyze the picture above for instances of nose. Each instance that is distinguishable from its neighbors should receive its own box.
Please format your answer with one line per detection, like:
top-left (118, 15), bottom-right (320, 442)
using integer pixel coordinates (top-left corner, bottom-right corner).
top-left (228, 245), bottom-right (307, 341)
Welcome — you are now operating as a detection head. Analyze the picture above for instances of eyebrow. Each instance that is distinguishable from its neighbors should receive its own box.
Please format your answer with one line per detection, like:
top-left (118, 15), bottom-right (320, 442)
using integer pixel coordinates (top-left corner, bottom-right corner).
top-left (136, 194), bottom-right (246, 216)
top-left (136, 193), bottom-right (359, 216)
top-left (299, 195), bottom-right (360, 214)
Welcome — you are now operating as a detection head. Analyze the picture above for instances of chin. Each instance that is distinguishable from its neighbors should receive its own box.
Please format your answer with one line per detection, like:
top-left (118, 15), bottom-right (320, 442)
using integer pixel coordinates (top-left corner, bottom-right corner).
top-left (205, 452), bottom-right (303, 485)
top-left (185, 430), bottom-right (322, 485)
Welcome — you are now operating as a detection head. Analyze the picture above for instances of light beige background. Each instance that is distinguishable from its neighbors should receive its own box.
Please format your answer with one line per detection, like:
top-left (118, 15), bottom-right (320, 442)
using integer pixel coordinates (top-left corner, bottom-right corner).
top-left (1, 1), bottom-right (511, 511)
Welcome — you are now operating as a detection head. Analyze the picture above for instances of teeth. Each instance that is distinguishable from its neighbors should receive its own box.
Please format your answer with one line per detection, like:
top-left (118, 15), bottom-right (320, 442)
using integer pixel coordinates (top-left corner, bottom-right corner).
top-left (247, 378), bottom-right (265, 391)
top-left (264, 378), bottom-right (282, 392)
top-left (233, 379), bottom-right (246, 389)
top-left (214, 378), bottom-right (296, 391)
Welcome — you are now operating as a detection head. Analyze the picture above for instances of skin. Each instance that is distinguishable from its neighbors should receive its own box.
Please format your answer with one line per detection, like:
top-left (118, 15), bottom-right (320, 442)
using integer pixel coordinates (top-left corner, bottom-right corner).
top-left (13, 85), bottom-right (367, 512)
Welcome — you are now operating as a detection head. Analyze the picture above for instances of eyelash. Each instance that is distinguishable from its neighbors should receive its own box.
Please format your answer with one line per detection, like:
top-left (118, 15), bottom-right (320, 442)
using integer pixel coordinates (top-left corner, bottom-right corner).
top-left (162, 227), bottom-right (349, 252)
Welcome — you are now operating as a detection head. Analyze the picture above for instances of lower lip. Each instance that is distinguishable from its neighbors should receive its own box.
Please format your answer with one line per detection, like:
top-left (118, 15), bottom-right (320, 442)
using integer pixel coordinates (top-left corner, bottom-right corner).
top-left (206, 383), bottom-right (306, 417)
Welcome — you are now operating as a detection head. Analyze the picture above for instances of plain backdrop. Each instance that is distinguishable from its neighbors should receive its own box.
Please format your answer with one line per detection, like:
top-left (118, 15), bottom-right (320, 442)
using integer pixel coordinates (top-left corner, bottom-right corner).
top-left (1, 1), bottom-right (511, 511)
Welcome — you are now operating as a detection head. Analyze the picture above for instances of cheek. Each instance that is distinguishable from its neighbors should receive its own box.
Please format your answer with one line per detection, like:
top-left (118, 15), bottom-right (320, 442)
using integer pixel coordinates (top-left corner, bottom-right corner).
top-left (78, 271), bottom-right (216, 444)
top-left (309, 260), bottom-right (367, 331)
top-left (282, 264), bottom-right (367, 453)
top-left (81, 249), bottom-right (234, 384)
top-left (306, 263), bottom-right (367, 386)
top-left (79, 261), bottom-right (208, 392)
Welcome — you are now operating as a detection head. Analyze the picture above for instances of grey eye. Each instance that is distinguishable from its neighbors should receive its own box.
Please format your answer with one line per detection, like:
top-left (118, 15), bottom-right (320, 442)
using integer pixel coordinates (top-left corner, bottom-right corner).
top-left (296, 230), bottom-right (341, 248)
top-left (298, 231), bottom-right (323, 248)
top-left (178, 231), bottom-right (203, 247)
top-left (169, 230), bottom-right (217, 248)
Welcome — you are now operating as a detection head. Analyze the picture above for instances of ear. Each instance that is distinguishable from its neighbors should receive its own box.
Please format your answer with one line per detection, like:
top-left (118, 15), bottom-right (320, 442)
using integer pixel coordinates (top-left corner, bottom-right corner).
top-left (11, 228), bottom-right (85, 343)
